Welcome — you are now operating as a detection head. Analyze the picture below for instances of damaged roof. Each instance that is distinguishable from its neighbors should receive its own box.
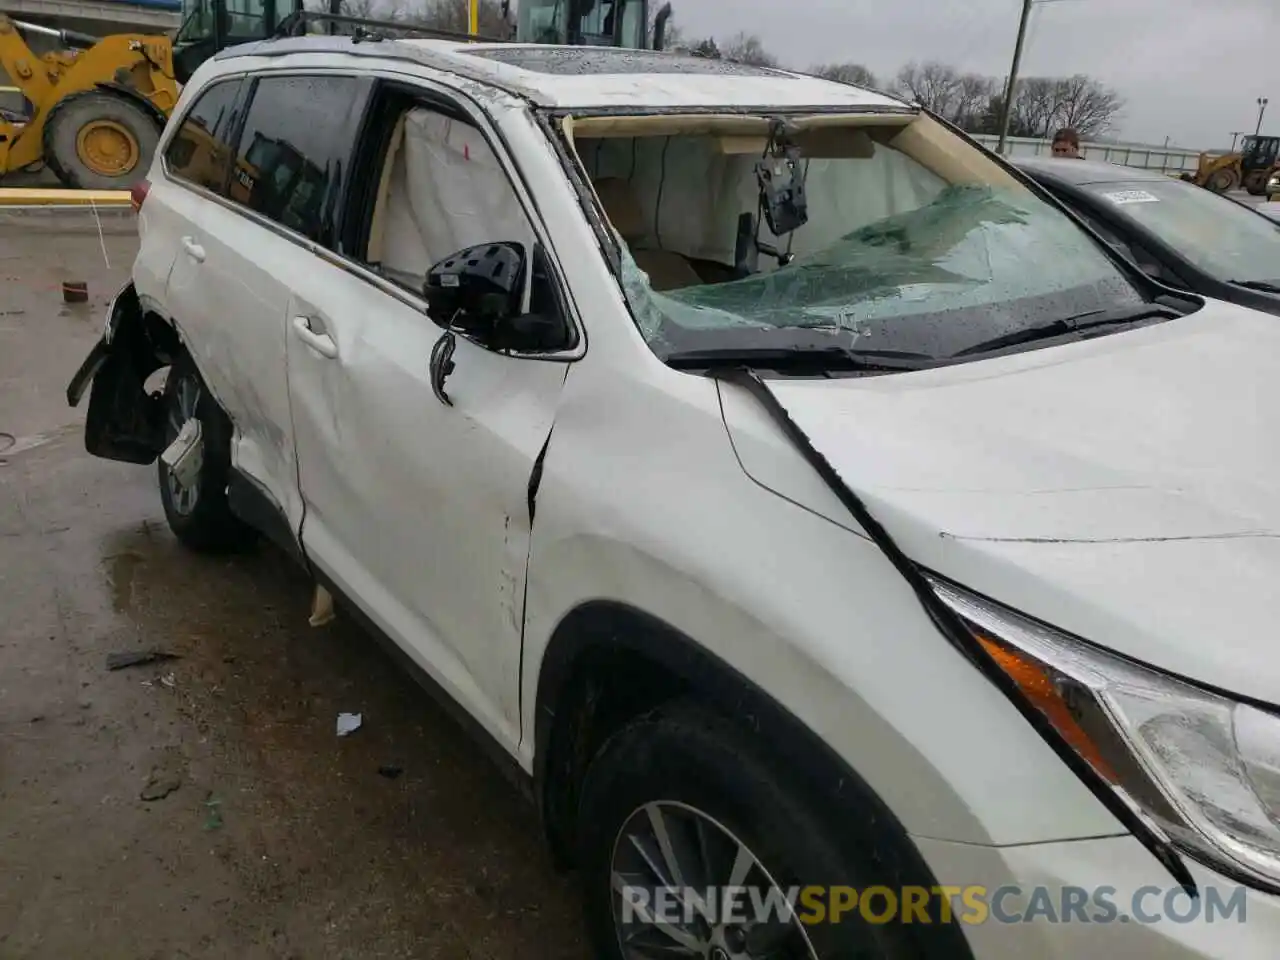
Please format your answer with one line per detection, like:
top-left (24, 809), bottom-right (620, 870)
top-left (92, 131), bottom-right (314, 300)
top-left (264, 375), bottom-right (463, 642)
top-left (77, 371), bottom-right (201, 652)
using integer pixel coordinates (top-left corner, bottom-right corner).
top-left (216, 36), bottom-right (909, 111)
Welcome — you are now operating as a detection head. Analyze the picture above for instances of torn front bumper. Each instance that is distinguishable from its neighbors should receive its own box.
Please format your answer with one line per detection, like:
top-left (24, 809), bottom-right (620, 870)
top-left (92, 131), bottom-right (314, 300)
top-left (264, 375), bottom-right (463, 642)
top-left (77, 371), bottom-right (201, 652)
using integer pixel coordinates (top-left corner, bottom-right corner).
top-left (66, 283), bottom-right (178, 465)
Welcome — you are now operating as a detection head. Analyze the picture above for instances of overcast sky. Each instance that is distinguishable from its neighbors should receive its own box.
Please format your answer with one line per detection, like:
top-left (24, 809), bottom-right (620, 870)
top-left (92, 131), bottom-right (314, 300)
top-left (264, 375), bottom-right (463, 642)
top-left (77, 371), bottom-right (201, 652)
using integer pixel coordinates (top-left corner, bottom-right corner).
top-left (666, 0), bottom-right (1277, 150)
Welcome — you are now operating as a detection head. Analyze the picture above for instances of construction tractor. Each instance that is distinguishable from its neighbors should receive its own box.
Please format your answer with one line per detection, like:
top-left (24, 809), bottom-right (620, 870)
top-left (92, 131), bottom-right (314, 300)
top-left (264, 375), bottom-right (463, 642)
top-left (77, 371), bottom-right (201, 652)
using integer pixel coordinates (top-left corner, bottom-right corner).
top-left (0, 0), bottom-right (303, 190)
top-left (1185, 134), bottom-right (1280, 195)
top-left (503, 0), bottom-right (673, 48)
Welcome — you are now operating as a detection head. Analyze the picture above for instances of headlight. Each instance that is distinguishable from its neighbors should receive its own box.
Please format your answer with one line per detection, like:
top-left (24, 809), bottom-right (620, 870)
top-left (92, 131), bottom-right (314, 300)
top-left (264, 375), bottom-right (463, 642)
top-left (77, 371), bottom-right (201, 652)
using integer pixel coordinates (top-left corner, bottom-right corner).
top-left (926, 574), bottom-right (1280, 890)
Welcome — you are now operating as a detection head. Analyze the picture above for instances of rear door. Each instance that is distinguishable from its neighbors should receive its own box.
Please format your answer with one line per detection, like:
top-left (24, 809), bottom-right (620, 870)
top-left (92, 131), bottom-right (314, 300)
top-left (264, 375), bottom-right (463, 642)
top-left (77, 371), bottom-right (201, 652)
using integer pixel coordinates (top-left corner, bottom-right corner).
top-left (135, 75), bottom-right (245, 319)
top-left (171, 72), bottom-right (371, 541)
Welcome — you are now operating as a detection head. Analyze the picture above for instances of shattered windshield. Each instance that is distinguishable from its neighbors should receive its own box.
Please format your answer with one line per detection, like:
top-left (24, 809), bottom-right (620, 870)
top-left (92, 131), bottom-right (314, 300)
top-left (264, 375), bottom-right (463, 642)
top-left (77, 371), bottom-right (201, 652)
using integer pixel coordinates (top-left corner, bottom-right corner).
top-left (576, 116), bottom-right (1150, 366)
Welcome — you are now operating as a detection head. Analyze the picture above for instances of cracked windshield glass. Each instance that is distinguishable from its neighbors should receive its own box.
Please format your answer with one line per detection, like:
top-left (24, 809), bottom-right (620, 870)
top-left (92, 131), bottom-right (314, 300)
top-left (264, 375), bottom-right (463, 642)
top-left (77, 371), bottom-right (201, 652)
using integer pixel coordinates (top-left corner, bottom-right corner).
top-left (576, 115), bottom-right (1150, 366)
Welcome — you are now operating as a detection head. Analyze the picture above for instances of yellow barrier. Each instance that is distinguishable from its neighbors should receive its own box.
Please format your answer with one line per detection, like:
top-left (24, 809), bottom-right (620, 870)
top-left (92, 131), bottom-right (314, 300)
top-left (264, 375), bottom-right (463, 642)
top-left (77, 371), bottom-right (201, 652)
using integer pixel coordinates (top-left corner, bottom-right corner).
top-left (0, 187), bottom-right (132, 206)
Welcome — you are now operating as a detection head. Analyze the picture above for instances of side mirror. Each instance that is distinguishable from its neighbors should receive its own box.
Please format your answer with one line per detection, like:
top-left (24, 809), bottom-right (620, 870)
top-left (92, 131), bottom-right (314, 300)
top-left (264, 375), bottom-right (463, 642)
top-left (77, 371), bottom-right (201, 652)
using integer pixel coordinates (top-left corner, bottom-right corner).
top-left (425, 242), bottom-right (573, 353)
top-left (425, 242), bottom-right (528, 336)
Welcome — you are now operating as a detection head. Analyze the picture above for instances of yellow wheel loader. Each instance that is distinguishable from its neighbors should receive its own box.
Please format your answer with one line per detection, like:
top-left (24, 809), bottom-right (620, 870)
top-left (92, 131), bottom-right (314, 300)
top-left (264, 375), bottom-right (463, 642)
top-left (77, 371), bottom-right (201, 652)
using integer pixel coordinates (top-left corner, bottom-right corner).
top-left (0, 15), bottom-right (177, 189)
top-left (2, 0), bottom-right (672, 191)
top-left (0, 0), bottom-right (305, 190)
top-left (1184, 135), bottom-right (1280, 196)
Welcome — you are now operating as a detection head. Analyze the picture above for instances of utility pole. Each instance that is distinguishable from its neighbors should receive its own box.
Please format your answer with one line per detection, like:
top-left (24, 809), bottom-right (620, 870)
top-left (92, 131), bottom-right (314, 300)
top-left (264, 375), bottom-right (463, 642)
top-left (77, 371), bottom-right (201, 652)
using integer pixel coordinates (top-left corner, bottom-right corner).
top-left (997, 0), bottom-right (1034, 155)
top-left (1257, 98), bottom-right (1270, 136)
top-left (1230, 131), bottom-right (1245, 152)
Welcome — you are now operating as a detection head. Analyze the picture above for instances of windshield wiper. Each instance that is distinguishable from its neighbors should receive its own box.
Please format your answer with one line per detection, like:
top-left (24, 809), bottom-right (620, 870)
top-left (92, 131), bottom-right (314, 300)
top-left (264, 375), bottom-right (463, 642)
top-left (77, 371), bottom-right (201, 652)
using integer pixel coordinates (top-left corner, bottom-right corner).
top-left (951, 304), bottom-right (1180, 359)
top-left (664, 345), bottom-right (932, 374)
top-left (1231, 279), bottom-right (1280, 295)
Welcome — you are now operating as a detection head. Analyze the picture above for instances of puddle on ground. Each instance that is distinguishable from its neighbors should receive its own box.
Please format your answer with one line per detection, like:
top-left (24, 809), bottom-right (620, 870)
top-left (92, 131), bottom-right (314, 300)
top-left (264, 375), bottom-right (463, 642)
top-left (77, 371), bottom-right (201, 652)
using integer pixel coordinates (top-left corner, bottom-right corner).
top-left (105, 549), bottom-right (147, 614)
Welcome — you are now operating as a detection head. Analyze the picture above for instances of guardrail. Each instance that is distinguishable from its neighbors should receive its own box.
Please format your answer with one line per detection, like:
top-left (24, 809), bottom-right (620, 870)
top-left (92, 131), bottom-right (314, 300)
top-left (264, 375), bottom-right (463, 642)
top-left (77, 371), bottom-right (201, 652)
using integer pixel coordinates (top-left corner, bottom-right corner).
top-left (973, 134), bottom-right (1205, 174)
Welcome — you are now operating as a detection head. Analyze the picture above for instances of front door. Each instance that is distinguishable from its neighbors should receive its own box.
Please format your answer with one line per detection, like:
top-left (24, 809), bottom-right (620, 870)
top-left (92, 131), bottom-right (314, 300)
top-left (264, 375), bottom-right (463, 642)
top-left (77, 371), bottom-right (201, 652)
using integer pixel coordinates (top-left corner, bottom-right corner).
top-left (286, 87), bottom-right (576, 753)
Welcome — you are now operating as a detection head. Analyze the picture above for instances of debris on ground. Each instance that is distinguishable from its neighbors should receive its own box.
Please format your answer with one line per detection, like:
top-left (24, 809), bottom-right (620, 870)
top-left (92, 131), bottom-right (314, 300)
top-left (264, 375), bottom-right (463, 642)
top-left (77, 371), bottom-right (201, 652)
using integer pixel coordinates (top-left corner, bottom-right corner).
top-left (377, 765), bottom-right (403, 780)
top-left (309, 584), bottom-right (336, 627)
top-left (140, 772), bottom-right (183, 801)
top-left (106, 649), bottom-right (180, 671)
top-left (336, 713), bottom-right (362, 737)
top-left (159, 672), bottom-right (176, 688)
top-left (202, 795), bottom-right (223, 831)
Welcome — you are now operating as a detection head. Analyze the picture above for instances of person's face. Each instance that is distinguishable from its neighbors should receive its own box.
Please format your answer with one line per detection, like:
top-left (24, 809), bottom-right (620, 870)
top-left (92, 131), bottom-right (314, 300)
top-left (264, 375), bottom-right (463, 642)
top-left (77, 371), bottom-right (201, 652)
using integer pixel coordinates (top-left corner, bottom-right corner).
top-left (1052, 140), bottom-right (1079, 158)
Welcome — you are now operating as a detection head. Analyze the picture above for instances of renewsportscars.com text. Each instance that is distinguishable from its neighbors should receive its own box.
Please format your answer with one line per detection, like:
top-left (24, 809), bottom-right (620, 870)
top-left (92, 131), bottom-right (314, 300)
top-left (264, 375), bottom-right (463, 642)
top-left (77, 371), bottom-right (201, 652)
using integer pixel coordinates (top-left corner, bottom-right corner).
top-left (619, 884), bottom-right (1249, 927)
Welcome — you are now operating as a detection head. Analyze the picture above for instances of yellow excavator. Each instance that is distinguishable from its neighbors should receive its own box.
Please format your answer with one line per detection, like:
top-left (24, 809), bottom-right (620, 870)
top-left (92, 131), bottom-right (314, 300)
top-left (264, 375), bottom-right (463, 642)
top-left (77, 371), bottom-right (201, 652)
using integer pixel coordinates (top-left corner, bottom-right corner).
top-left (1, 0), bottom-right (672, 191)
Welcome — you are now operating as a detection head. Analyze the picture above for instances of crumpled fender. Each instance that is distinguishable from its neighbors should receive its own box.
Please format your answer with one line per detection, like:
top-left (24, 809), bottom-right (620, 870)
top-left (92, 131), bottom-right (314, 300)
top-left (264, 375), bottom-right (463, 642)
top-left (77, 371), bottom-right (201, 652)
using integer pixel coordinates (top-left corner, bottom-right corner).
top-left (66, 282), bottom-right (180, 464)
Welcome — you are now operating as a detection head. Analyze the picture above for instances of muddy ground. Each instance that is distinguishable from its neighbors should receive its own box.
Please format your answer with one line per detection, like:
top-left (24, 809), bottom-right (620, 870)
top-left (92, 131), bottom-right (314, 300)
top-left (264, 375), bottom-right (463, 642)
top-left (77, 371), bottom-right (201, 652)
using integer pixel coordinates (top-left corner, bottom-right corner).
top-left (0, 210), bottom-right (587, 958)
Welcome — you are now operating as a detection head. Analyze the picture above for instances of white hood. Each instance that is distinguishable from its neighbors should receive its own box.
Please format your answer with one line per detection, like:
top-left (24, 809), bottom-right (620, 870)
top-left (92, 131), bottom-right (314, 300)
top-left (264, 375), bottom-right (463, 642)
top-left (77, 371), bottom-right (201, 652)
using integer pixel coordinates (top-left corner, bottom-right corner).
top-left (726, 301), bottom-right (1280, 704)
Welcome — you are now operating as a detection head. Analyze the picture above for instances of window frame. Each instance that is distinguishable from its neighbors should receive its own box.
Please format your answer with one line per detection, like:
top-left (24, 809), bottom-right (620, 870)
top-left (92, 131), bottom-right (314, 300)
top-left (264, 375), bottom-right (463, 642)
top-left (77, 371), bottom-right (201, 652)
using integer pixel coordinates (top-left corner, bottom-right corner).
top-left (225, 71), bottom-right (374, 249)
top-left (335, 76), bottom-right (585, 361)
top-left (161, 75), bottom-right (250, 198)
top-left (159, 66), bottom-right (586, 362)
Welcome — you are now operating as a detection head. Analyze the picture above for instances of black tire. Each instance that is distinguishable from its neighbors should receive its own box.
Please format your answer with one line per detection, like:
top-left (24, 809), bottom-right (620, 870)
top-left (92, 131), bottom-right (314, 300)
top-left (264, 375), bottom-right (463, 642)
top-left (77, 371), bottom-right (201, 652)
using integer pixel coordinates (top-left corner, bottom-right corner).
top-left (577, 702), bottom-right (966, 960)
top-left (1205, 167), bottom-right (1239, 194)
top-left (43, 91), bottom-right (162, 190)
top-left (158, 352), bottom-right (256, 554)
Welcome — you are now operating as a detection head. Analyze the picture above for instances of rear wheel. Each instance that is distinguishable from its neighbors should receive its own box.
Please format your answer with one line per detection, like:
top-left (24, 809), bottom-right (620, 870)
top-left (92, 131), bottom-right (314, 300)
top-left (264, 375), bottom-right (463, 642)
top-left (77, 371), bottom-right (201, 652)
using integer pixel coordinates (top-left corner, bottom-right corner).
top-left (43, 91), bottom-right (162, 190)
top-left (158, 352), bottom-right (256, 553)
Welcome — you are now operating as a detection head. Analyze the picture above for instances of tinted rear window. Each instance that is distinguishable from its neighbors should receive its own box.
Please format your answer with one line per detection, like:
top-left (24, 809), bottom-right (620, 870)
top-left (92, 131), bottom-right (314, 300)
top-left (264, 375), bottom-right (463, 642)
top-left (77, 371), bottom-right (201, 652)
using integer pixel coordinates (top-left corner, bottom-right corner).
top-left (164, 78), bottom-right (243, 193)
top-left (229, 75), bottom-right (368, 247)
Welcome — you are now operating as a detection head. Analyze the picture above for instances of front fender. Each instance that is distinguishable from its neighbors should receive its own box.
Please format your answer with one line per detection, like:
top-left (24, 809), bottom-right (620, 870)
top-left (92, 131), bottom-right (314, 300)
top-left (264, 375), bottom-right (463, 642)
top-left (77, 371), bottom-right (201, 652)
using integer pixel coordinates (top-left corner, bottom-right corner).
top-left (520, 359), bottom-right (1121, 848)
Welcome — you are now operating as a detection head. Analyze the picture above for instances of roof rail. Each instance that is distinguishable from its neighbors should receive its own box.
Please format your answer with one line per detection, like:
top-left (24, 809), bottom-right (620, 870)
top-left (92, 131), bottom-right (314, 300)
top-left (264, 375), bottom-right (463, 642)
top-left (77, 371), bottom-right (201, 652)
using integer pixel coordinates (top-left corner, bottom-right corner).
top-left (272, 10), bottom-right (512, 44)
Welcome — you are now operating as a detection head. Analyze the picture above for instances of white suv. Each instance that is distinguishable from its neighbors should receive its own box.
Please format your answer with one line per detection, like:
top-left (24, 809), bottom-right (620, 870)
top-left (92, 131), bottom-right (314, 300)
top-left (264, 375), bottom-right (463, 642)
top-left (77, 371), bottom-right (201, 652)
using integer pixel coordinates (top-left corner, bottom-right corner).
top-left (67, 32), bottom-right (1280, 960)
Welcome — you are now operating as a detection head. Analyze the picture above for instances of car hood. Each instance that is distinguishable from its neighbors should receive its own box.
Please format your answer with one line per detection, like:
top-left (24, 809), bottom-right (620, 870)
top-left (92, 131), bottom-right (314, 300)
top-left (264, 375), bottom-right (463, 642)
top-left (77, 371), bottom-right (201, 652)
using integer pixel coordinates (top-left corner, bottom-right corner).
top-left (726, 300), bottom-right (1280, 704)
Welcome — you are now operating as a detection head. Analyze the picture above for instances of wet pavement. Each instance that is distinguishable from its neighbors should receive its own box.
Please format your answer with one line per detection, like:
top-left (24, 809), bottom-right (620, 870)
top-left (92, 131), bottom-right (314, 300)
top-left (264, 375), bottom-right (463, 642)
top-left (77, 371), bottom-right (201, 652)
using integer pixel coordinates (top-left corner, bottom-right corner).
top-left (0, 212), bottom-right (587, 959)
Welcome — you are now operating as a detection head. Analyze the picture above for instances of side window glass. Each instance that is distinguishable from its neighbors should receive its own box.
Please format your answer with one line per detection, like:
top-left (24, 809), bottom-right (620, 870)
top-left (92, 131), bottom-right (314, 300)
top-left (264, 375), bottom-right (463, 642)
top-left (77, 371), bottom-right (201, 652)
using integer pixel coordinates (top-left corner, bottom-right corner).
top-left (353, 98), bottom-right (574, 352)
top-left (231, 76), bottom-right (362, 246)
top-left (164, 78), bottom-right (242, 194)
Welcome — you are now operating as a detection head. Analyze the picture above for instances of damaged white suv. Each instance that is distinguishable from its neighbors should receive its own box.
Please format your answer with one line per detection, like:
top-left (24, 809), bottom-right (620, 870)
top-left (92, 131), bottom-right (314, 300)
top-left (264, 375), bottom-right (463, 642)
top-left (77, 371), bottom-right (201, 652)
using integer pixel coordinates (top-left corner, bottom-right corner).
top-left (68, 33), bottom-right (1280, 960)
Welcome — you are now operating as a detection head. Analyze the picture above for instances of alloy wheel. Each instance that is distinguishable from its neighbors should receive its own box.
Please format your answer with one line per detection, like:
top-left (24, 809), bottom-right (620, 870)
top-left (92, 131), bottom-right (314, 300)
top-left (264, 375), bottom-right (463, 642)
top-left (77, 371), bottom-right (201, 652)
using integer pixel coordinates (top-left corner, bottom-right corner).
top-left (610, 800), bottom-right (821, 960)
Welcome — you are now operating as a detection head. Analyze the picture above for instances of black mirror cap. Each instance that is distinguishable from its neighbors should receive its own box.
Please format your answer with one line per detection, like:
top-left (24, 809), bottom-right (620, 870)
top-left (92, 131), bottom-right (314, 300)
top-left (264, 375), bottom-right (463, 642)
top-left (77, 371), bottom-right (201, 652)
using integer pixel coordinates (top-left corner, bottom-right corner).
top-left (425, 242), bottom-right (527, 329)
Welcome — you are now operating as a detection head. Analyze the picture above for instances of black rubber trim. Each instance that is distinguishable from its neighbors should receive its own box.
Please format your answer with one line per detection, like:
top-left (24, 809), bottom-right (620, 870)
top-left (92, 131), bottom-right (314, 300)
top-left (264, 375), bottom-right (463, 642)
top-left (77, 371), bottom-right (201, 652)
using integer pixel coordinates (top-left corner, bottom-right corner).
top-left (310, 565), bottom-right (535, 803)
top-left (226, 468), bottom-right (306, 566)
top-left (711, 366), bottom-right (1199, 895)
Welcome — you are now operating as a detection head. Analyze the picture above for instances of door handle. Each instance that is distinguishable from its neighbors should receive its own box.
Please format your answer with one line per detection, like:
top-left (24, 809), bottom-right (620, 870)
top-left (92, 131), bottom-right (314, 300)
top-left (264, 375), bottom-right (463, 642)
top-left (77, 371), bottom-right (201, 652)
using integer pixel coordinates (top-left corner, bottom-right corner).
top-left (291, 316), bottom-right (338, 359)
top-left (180, 236), bottom-right (206, 263)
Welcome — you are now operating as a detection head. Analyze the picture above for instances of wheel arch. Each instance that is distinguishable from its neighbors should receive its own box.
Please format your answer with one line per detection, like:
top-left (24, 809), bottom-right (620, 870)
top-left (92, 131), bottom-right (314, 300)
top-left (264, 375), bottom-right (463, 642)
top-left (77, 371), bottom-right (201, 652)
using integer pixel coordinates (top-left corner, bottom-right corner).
top-left (532, 600), bottom-right (966, 928)
top-left (92, 82), bottom-right (170, 131)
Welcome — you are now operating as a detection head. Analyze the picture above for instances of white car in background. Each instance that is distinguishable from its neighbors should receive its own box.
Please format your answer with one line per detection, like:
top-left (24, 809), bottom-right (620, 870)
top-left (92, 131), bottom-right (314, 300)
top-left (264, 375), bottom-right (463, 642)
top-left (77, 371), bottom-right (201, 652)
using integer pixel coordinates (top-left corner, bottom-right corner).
top-left (66, 33), bottom-right (1280, 960)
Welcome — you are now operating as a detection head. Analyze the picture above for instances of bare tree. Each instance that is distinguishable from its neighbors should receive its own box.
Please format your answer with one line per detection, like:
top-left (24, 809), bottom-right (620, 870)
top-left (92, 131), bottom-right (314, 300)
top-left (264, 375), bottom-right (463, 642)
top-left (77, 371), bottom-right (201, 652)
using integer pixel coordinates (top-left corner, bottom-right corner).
top-left (685, 36), bottom-right (722, 59)
top-left (1007, 76), bottom-right (1066, 138)
top-left (1051, 74), bottom-right (1124, 138)
top-left (720, 32), bottom-right (777, 68)
top-left (952, 73), bottom-right (995, 129)
top-left (812, 63), bottom-right (877, 88)
top-left (894, 61), bottom-right (962, 117)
